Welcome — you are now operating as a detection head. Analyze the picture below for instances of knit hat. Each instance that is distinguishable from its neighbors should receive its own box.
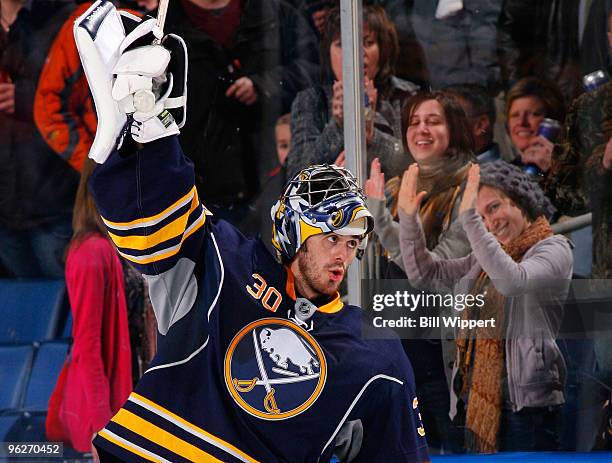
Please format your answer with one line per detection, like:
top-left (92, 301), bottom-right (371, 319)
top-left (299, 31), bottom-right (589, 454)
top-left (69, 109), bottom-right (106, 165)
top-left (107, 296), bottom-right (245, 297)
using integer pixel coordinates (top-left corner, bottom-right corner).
top-left (478, 161), bottom-right (556, 220)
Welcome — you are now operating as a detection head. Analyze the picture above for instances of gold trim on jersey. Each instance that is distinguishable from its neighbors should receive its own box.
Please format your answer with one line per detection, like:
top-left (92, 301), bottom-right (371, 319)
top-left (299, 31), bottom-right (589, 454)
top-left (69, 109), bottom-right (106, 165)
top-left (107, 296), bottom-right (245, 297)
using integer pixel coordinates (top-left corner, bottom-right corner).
top-left (317, 293), bottom-right (343, 313)
top-left (128, 393), bottom-right (260, 463)
top-left (284, 268), bottom-right (343, 313)
top-left (102, 186), bottom-right (198, 230)
top-left (98, 429), bottom-right (167, 462)
top-left (110, 409), bottom-right (224, 462)
top-left (117, 210), bottom-right (206, 265)
top-left (108, 193), bottom-right (201, 250)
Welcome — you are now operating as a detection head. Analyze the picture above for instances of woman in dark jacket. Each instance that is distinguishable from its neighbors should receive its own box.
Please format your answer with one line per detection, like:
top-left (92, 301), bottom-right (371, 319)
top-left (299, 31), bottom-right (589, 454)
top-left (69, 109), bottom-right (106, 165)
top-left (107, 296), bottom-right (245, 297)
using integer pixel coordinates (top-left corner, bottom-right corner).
top-left (0, 0), bottom-right (78, 278)
top-left (164, 0), bottom-right (319, 216)
top-left (286, 5), bottom-right (418, 179)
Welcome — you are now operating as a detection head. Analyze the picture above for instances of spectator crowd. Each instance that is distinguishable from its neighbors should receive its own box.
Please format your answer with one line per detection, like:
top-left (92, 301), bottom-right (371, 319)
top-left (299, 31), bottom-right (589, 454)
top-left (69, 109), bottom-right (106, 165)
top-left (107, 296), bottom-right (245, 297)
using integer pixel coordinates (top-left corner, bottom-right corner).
top-left (1, 0), bottom-right (611, 457)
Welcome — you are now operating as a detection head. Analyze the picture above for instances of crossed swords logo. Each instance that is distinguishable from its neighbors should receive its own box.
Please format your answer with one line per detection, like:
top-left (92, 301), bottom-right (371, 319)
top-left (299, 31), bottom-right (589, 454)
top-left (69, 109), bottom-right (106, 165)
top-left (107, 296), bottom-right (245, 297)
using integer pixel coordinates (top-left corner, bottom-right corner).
top-left (232, 329), bottom-right (320, 415)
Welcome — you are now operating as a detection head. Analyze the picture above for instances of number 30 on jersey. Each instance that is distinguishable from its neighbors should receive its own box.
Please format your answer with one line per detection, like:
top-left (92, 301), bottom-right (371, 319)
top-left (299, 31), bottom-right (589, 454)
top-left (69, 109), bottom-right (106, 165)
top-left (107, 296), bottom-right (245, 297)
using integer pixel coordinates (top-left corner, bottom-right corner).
top-left (246, 273), bottom-right (282, 312)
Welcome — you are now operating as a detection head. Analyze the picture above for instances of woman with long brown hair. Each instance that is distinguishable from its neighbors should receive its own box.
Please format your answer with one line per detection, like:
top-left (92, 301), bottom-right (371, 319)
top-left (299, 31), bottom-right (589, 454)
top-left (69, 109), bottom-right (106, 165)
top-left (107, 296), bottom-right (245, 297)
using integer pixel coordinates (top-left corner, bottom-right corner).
top-left (46, 159), bottom-right (133, 455)
top-left (365, 90), bottom-right (476, 453)
top-left (366, 91), bottom-right (475, 272)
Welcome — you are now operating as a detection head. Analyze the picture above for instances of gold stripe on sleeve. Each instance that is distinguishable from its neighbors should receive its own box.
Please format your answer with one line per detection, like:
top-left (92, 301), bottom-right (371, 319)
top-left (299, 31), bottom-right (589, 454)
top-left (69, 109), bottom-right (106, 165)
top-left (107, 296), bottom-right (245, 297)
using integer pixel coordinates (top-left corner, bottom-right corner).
top-left (108, 194), bottom-right (200, 251)
top-left (102, 186), bottom-right (197, 231)
top-left (117, 210), bottom-right (206, 265)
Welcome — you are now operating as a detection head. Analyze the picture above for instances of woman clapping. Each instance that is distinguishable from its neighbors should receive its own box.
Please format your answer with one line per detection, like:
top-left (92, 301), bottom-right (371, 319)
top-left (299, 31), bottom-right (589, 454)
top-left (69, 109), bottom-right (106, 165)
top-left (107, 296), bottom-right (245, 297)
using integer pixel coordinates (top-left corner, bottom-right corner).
top-left (398, 161), bottom-right (573, 453)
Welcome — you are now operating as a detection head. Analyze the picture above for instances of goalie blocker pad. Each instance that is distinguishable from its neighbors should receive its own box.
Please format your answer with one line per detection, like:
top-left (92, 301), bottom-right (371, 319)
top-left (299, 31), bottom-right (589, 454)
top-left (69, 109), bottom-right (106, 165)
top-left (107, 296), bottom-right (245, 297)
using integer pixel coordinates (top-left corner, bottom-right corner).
top-left (74, 0), bottom-right (188, 163)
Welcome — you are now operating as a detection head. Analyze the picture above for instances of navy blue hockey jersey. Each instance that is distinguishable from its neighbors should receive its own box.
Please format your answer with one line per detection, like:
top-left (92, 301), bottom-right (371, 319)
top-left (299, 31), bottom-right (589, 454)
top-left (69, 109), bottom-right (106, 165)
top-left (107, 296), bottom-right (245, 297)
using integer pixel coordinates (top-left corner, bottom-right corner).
top-left (90, 136), bottom-right (429, 462)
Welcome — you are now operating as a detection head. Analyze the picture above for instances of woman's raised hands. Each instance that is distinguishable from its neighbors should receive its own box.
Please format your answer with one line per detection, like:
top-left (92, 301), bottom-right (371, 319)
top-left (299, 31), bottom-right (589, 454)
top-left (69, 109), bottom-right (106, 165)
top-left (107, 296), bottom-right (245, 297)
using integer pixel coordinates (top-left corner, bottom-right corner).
top-left (365, 158), bottom-right (385, 200)
top-left (398, 164), bottom-right (427, 216)
top-left (458, 164), bottom-right (480, 214)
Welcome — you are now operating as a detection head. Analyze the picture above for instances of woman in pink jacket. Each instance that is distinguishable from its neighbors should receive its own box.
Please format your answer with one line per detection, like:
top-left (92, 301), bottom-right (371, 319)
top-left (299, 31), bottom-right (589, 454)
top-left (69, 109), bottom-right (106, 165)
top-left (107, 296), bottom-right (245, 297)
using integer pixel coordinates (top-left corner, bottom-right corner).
top-left (46, 159), bottom-right (132, 454)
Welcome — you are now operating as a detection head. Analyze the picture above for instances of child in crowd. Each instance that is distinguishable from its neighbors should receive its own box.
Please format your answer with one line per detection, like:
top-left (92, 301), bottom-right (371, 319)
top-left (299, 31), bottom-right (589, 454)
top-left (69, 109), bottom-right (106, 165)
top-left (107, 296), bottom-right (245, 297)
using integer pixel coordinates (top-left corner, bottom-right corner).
top-left (243, 114), bottom-right (292, 253)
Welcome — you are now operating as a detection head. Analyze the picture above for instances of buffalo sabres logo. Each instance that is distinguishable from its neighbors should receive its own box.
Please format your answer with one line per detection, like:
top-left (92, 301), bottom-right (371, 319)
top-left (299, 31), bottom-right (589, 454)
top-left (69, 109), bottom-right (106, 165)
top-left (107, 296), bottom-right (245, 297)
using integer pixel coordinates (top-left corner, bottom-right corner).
top-left (331, 209), bottom-right (344, 227)
top-left (224, 318), bottom-right (327, 420)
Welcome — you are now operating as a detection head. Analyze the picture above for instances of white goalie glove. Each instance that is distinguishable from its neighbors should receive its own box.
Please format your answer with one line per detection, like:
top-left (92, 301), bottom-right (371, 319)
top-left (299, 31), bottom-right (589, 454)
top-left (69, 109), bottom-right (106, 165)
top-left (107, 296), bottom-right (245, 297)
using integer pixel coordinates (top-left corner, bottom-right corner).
top-left (74, 0), bottom-right (187, 163)
top-left (112, 41), bottom-right (180, 144)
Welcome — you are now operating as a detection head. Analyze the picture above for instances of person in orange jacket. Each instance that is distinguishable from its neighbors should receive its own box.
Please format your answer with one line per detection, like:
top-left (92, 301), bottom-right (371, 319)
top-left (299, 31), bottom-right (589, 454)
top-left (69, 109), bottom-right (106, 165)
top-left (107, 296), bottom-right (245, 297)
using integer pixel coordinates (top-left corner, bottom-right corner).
top-left (34, 2), bottom-right (97, 172)
top-left (34, 1), bottom-right (143, 172)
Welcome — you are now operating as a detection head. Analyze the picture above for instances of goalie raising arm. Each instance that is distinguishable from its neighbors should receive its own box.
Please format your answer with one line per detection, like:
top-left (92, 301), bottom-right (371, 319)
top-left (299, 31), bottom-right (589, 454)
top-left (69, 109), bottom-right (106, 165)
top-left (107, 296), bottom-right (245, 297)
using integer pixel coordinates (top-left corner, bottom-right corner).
top-left (77, 2), bottom-right (429, 462)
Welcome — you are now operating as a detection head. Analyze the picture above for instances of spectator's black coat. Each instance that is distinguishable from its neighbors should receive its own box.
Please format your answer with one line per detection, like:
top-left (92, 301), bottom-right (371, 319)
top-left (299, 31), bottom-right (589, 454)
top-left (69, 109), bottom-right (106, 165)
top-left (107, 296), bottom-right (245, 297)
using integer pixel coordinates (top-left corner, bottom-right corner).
top-left (497, 0), bottom-right (582, 104)
top-left (164, 0), bottom-right (319, 207)
top-left (0, 0), bottom-right (78, 229)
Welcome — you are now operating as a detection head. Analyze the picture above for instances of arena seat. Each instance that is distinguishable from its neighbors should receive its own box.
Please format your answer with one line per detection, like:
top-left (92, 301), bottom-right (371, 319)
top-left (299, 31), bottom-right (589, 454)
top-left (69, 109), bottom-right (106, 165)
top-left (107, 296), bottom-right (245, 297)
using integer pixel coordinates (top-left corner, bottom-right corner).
top-left (0, 410), bottom-right (90, 460)
top-left (0, 411), bottom-right (21, 442)
top-left (0, 345), bottom-right (34, 411)
top-left (0, 279), bottom-right (69, 343)
top-left (61, 312), bottom-right (73, 339)
top-left (11, 411), bottom-right (48, 441)
top-left (0, 411), bottom-right (48, 443)
top-left (23, 342), bottom-right (70, 412)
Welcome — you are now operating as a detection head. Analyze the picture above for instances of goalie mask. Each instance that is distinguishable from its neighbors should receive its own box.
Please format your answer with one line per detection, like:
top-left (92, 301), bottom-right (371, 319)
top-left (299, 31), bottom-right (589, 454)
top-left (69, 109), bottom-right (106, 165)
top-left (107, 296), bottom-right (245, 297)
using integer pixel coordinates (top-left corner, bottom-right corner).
top-left (271, 165), bottom-right (374, 263)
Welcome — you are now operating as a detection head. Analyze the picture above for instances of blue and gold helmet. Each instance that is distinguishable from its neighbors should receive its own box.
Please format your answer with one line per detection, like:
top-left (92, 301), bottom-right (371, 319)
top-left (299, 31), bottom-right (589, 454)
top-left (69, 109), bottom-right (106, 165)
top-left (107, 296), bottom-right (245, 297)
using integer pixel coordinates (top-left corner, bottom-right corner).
top-left (271, 164), bottom-right (374, 263)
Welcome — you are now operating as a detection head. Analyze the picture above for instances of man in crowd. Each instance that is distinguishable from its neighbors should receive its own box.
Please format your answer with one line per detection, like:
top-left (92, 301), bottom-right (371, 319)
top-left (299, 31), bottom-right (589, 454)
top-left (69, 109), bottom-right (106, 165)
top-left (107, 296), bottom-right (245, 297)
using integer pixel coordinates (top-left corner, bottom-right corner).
top-left (443, 83), bottom-right (501, 163)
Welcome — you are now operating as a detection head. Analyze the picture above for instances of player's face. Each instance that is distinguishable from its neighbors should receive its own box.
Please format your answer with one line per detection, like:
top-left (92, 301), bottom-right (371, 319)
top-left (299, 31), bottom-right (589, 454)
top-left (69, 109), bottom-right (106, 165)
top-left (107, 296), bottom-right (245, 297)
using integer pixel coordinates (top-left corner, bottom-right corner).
top-left (476, 186), bottom-right (530, 246)
top-left (294, 233), bottom-right (360, 298)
